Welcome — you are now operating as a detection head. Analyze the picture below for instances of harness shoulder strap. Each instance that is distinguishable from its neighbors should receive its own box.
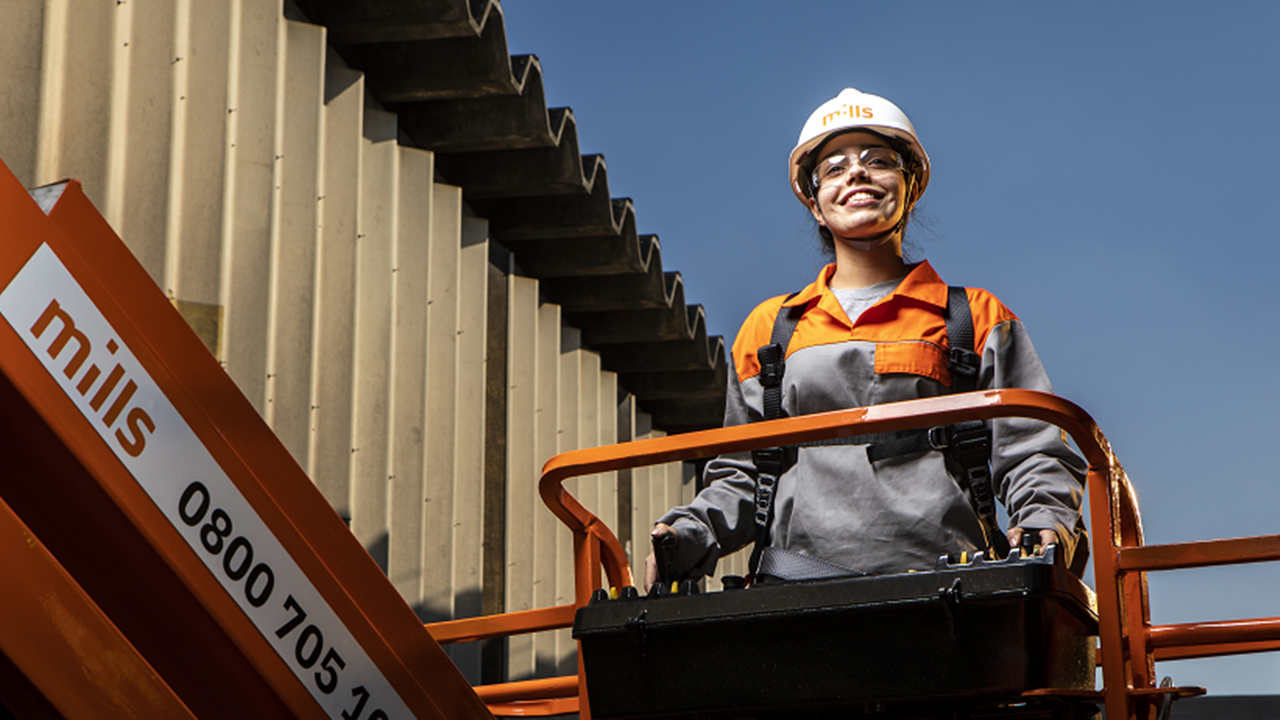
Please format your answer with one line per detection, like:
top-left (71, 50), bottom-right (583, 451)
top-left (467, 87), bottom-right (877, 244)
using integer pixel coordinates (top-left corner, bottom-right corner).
top-left (944, 286), bottom-right (981, 393)
top-left (943, 286), bottom-right (1009, 559)
top-left (748, 295), bottom-right (805, 576)
top-left (757, 295), bottom-right (804, 423)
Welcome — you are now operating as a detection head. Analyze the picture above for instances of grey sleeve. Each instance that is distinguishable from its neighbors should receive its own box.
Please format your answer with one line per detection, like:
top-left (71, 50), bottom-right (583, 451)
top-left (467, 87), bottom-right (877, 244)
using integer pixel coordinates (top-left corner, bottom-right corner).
top-left (981, 320), bottom-right (1089, 569)
top-left (656, 355), bottom-right (759, 579)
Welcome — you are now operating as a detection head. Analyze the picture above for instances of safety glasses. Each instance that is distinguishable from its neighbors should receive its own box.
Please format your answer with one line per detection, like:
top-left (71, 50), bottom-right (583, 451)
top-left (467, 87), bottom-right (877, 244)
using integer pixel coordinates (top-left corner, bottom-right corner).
top-left (811, 147), bottom-right (904, 189)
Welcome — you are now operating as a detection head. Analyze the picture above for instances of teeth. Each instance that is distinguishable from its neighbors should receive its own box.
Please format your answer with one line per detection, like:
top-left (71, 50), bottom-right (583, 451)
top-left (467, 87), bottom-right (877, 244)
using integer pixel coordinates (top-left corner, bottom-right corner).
top-left (847, 192), bottom-right (877, 202)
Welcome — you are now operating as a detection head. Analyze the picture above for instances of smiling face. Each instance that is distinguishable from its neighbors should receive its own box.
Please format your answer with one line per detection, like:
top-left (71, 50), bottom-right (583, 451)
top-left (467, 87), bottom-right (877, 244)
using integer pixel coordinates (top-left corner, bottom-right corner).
top-left (806, 131), bottom-right (909, 243)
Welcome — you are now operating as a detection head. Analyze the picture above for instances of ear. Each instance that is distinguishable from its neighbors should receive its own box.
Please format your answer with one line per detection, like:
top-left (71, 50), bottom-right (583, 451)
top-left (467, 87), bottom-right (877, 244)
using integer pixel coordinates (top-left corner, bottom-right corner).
top-left (807, 195), bottom-right (827, 227)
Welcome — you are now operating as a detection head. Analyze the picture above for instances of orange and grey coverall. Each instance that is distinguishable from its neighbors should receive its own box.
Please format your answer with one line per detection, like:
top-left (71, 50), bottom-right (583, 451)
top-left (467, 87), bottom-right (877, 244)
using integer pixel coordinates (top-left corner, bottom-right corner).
top-left (658, 261), bottom-right (1087, 579)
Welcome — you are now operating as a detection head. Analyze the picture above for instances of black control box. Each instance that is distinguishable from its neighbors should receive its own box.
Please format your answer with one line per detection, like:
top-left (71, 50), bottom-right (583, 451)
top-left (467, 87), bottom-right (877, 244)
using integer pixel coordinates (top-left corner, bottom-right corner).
top-left (573, 547), bottom-right (1098, 719)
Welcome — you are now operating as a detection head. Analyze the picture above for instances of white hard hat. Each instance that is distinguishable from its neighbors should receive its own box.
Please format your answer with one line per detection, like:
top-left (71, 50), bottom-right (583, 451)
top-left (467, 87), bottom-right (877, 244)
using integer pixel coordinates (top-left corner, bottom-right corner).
top-left (789, 88), bottom-right (930, 207)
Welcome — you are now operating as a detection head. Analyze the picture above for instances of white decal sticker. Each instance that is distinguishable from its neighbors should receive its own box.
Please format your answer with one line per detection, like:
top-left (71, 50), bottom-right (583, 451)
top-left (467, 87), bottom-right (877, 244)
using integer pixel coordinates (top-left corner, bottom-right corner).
top-left (0, 244), bottom-right (412, 720)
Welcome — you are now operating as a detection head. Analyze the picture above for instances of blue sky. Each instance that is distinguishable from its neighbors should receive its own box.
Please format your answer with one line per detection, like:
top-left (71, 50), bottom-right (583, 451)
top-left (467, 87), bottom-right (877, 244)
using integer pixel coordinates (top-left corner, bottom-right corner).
top-left (502, 1), bottom-right (1280, 695)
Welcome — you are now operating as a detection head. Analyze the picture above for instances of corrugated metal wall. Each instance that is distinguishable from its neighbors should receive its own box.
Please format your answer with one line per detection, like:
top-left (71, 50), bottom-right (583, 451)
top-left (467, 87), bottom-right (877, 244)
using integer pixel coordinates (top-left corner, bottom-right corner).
top-left (0, 0), bottom-right (731, 686)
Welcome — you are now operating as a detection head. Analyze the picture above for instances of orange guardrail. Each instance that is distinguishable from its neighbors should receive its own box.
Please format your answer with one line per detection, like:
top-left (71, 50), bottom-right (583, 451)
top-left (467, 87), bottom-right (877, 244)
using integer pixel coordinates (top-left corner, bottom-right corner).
top-left (441, 388), bottom-right (1280, 720)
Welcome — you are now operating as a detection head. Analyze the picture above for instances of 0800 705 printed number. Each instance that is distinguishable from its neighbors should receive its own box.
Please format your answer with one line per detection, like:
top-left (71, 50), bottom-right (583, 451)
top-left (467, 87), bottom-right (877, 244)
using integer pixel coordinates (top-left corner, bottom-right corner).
top-left (178, 481), bottom-right (390, 719)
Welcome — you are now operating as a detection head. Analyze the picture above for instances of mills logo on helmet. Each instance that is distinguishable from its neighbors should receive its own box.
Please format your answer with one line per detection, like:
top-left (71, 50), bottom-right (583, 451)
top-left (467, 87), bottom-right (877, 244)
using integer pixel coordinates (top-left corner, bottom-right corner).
top-left (790, 87), bottom-right (931, 207)
top-left (823, 104), bottom-right (875, 125)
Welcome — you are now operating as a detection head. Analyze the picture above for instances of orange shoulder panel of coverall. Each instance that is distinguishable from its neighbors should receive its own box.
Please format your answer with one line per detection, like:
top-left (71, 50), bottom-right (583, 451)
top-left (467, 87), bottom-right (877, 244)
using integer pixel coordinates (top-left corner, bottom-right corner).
top-left (733, 262), bottom-right (1017, 386)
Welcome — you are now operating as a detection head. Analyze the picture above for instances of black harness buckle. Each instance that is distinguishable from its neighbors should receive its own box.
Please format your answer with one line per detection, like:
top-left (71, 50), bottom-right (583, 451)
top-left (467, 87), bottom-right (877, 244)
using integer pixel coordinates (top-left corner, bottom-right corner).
top-left (931, 422), bottom-right (998, 519)
top-left (948, 422), bottom-right (992, 469)
top-left (757, 343), bottom-right (786, 388)
top-left (751, 447), bottom-right (789, 477)
top-left (928, 425), bottom-right (952, 451)
top-left (948, 347), bottom-right (980, 383)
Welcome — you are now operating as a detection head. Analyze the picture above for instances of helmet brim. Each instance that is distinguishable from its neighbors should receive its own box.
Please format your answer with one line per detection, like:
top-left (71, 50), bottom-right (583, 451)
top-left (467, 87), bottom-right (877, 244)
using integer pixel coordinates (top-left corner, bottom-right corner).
top-left (790, 125), bottom-right (930, 207)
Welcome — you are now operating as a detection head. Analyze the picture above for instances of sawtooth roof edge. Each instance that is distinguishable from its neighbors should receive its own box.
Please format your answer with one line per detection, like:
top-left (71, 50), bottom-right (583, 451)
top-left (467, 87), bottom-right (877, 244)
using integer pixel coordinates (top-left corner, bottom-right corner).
top-left (294, 0), bottom-right (504, 45)
top-left (293, 0), bottom-right (727, 433)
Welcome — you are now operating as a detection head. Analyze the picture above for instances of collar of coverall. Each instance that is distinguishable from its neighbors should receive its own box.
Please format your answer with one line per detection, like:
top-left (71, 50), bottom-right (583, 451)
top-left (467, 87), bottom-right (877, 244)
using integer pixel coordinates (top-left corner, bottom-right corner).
top-left (782, 260), bottom-right (951, 316)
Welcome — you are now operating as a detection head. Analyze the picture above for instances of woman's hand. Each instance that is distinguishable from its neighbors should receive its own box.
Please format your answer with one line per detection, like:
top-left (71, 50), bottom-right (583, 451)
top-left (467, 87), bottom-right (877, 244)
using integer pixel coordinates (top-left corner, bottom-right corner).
top-left (1006, 527), bottom-right (1058, 555)
top-left (644, 523), bottom-right (677, 591)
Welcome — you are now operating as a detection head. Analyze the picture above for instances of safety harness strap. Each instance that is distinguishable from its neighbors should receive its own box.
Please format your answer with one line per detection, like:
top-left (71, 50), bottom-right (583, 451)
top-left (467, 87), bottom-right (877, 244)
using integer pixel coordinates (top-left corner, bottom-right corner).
top-left (756, 298), bottom-right (803, 426)
top-left (795, 428), bottom-right (929, 460)
top-left (749, 297), bottom-right (805, 576)
top-left (944, 286), bottom-right (980, 394)
top-left (940, 286), bottom-right (1008, 559)
top-left (746, 286), bottom-right (1007, 578)
top-left (756, 546), bottom-right (863, 582)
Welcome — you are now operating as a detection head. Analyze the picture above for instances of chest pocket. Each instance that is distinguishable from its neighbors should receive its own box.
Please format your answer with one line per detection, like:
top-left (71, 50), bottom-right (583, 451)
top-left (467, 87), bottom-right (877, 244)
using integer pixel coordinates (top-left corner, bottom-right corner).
top-left (874, 341), bottom-right (953, 387)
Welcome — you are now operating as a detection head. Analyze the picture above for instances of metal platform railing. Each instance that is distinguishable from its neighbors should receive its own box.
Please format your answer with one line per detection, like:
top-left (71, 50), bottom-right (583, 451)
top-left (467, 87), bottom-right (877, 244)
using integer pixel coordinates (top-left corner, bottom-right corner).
top-left (428, 389), bottom-right (1280, 720)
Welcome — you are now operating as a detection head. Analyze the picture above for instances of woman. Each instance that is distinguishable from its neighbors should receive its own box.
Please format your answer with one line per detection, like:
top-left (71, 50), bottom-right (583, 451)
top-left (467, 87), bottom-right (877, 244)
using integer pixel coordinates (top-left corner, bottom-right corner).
top-left (645, 88), bottom-right (1087, 588)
